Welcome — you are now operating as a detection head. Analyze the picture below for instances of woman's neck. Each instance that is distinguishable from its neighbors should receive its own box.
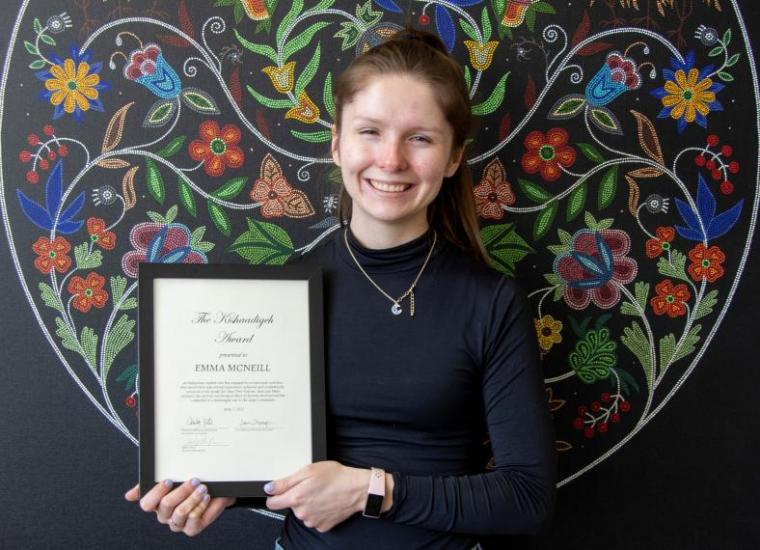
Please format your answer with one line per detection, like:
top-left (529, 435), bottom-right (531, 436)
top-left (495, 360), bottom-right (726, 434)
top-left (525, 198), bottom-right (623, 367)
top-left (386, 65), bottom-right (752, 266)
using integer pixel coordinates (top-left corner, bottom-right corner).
top-left (348, 218), bottom-right (430, 250)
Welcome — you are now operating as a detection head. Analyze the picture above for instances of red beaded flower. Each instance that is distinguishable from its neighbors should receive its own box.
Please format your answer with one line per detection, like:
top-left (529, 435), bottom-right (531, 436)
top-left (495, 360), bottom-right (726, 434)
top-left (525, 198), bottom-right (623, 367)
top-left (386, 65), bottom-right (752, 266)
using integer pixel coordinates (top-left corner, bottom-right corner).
top-left (67, 272), bottom-right (109, 313)
top-left (32, 235), bottom-right (71, 274)
top-left (521, 128), bottom-right (576, 182)
top-left (650, 279), bottom-right (691, 318)
top-left (645, 226), bottom-right (675, 258)
top-left (188, 121), bottom-right (245, 177)
top-left (86, 217), bottom-right (116, 250)
top-left (687, 243), bottom-right (725, 283)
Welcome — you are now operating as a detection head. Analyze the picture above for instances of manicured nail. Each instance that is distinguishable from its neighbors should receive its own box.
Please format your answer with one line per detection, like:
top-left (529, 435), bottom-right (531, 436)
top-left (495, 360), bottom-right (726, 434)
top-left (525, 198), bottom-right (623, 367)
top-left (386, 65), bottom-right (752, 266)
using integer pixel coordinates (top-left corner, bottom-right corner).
top-left (264, 482), bottom-right (273, 494)
top-left (162, 479), bottom-right (173, 488)
top-left (196, 484), bottom-right (208, 495)
top-left (202, 494), bottom-right (210, 503)
top-left (190, 478), bottom-right (200, 487)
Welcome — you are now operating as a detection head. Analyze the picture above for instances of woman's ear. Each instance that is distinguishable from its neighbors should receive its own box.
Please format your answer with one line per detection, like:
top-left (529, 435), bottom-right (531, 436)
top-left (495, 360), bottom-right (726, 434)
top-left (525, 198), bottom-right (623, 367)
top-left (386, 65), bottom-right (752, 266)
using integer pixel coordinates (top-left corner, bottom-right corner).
top-left (445, 146), bottom-right (464, 178)
top-left (331, 126), bottom-right (341, 166)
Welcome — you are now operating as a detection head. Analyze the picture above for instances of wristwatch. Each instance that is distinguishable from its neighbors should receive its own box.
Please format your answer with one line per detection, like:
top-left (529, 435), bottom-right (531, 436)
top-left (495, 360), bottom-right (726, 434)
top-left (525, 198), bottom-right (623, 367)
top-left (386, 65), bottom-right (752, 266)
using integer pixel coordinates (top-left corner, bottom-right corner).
top-left (362, 467), bottom-right (386, 518)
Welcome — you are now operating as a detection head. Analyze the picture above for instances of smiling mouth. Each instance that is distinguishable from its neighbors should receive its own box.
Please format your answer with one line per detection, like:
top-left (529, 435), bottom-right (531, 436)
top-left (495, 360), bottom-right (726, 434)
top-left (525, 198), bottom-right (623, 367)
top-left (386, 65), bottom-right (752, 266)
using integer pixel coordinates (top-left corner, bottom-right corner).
top-left (367, 179), bottom-right (411, 193)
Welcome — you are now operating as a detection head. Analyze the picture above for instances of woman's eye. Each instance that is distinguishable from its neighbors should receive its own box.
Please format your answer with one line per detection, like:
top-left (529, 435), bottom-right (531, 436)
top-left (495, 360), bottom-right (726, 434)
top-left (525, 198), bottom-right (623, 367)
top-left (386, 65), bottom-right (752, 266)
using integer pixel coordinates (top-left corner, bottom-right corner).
top-left (411, 135), bottom-right (431, 143)
top-left (359, 128), bottom-right (378, 136)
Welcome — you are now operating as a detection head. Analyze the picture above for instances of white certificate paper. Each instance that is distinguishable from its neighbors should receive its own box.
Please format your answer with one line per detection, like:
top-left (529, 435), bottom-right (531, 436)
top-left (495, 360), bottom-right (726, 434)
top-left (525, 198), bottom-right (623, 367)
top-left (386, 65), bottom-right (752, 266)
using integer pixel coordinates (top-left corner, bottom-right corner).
top-left (139, 265), bottom-right (325, 495)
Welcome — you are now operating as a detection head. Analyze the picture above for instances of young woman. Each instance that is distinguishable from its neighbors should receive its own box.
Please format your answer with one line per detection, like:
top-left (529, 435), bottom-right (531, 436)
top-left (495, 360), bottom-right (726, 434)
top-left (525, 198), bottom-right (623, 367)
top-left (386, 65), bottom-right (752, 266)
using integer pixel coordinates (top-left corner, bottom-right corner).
top-left (126, 29), bottom-right (556, 549)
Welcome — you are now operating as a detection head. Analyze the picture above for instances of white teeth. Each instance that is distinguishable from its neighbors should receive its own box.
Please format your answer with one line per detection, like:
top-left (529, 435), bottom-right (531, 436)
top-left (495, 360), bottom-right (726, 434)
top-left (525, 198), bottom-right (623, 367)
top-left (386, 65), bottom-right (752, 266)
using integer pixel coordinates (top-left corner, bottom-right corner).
top-left (368, 179), bottom-right (410, 193)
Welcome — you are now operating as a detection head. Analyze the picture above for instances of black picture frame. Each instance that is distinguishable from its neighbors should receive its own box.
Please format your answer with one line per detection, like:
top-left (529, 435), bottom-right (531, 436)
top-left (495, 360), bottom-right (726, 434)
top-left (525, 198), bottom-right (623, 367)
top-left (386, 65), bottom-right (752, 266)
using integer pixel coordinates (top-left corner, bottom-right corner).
top-left (138, 263), bottom-right (325, 497)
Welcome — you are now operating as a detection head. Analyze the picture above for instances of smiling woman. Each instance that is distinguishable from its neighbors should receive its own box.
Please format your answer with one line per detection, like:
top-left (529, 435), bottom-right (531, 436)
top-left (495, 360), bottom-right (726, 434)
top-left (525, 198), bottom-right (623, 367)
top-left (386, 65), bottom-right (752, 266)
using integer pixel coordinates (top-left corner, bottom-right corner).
top-left (126, 28), bottom-right (556, 549)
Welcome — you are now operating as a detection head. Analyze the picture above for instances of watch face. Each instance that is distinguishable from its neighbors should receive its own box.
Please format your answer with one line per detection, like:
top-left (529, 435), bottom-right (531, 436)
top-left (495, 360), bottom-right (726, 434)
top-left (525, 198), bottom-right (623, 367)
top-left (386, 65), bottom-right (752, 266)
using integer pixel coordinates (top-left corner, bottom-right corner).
top-left (363, 493), bottom-right (384, 518)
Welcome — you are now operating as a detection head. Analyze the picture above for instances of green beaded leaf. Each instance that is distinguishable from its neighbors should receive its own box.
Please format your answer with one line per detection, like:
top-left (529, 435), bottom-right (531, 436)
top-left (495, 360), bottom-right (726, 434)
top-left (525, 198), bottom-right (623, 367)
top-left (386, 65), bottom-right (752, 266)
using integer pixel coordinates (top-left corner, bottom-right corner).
top-left (291, 129), bottom-right (332, 143)
top-left (156, 136), bottom-right (187, 158)
top-left (566, 181), bottom-right (587, 222)
top-left (621, 321), bottom-right (653, 388)
top-left (28, 59), bottom-right (46, 70)
top-left (569, 328), bottom-right (617, 384)
top-left (480, 223), bottom-right (534, 276)
top-left (518, 178), bottom-right (552, 203)
top-left (472, 72), bottom-right (510, 115)
top-left (694, 289), bottom-right (719, 321)
top-left (228, 218), bottom-right (294, 265)
top-left (589, 107), bottom-right (622, 135)
top-left (39, 282), bottom-right (64, 312)
top-left (81, 327), bottom-right (98, 371)
top-left (481, 7), bottom-right (492, 41)
top-left (246, 85), bottom-right (294, 109)
top-left (103, 315), bottom-right (135, 379)
top-left (143, 100), bottom-right (176, 128)
top-left (335, 22), bottom-right (362, 51)
top-left (177, 176), bottom-right (197, 217)
top-left (276, 0), bottom-right (304, 47)
top-left (459, 18), bottom-right (479, 42)
top-left (597, 166), bottom-right (618, 210)
top-left (548, 94), bottom-right (586, 119)
top-left (74, 243), bottom-right (103, 270)
top-left (208, 200), bottom-right (232, 237)
top-left (55, 316), bottom-right (79, 354)
top-left (145, 158), bottom-right (165, 204)
top-left (323, 72), bottom-right (336, 119)
top-left (40, 34), bottom-right (56, 46)
top-left (110, 276), bottom-right (127, 305)
top-left (577, 142), bottom-right (605, 163)
top-left (533, 201), bottom-right (558, 240)
top-left (656, 250), bottom-right (688, 282)
top-left (212, 177), bottom-right (248, 200)
top-left (180, 88), bottom-right (220, 115)
top-left (24, 40), bottom-right (38, 55)
top-left (283, 22), bottom-right (330, 62)
top-left (234, 28), bottom-right (277, 62)
top-left (295, 42), bottom-right (321, 96)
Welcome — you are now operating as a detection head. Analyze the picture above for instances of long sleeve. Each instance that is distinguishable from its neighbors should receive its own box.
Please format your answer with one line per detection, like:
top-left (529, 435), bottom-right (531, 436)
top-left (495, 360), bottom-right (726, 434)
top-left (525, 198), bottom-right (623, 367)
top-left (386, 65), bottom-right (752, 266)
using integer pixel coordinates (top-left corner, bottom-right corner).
top-left (383, 282), bottom-right (557, 534)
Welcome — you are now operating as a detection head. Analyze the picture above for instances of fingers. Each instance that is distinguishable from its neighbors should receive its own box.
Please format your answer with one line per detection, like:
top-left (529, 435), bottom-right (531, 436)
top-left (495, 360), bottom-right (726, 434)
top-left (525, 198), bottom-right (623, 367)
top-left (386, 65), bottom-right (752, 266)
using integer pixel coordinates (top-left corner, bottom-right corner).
top-left (124, 483), bottom-right (140, 502)
top-left (138, 479), bottom-right (175, 513)
top-left (156, 479), bottom-right (203, 524)
top-left (167, 483), bottom-right (209, 532)
top-left (183, 496), bottom-right (234, 537)
top-left (265, 464), bottom-right (312, 496)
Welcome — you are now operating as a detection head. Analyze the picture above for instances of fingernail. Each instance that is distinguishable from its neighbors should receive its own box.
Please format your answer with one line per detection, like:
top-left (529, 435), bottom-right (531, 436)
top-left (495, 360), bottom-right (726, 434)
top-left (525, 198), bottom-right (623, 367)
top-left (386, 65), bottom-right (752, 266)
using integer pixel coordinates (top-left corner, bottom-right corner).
top-left (190, 478), bottom-right (200, 487)
top-left (162, 479), bottom-right (173, 488)
top-left (202, 494), bottom-right (210, 503)
top-left (196, 485), bottom-right (208, 495)
top-left (264, 482), bottom-right (273, 494)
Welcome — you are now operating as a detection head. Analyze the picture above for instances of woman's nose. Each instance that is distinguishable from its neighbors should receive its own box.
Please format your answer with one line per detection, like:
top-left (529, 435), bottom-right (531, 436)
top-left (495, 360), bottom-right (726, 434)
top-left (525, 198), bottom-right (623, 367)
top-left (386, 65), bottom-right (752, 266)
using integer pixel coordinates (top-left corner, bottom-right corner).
top-left (377, 138), bottom-right (407, 171)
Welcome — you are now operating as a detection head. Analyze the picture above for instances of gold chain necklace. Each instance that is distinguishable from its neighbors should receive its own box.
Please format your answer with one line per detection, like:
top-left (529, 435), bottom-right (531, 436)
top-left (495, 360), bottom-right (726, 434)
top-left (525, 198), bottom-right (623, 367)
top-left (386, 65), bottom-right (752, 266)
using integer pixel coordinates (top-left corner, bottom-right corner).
top-left (343, 228), bottom-right (437, 317)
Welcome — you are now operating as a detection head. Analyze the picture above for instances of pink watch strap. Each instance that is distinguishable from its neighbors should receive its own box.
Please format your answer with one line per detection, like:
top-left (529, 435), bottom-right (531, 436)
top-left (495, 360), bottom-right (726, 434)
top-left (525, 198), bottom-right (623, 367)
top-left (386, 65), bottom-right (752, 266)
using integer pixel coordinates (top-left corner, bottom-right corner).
top-left (368, 467), bottom-right (385, 496)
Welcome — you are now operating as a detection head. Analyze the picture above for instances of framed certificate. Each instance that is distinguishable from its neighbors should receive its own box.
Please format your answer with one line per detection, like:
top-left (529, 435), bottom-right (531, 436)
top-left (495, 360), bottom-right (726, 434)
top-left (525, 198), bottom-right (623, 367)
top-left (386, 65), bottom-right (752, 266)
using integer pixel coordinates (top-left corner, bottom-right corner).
top-left (138, 263), bottom-right (325, 497)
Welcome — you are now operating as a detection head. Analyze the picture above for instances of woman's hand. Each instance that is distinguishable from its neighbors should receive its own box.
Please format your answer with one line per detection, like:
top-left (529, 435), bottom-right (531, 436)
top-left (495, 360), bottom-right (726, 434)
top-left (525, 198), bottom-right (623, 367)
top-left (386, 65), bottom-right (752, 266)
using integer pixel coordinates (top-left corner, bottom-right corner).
top-left (264, 461), bottom-right (373, 533)
top-left (125, 479), bottom-right (236, 537)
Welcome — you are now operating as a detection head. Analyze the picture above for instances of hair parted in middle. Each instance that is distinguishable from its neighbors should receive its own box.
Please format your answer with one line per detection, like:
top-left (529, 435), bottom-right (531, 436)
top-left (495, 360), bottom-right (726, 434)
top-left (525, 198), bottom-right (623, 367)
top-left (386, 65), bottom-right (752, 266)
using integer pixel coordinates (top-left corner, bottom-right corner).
top-left (331, 27), bottom-right (490, 264)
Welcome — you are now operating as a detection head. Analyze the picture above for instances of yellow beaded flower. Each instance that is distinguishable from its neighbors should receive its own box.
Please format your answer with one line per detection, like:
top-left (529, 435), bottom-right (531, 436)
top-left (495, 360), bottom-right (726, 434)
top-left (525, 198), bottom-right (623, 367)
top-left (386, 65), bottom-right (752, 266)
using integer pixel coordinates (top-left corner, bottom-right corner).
top-left (464, 40), bottom-right (499, 71)
top-left (535, 315), bottom-right (563, 352)
top-left (262, 61), bottom-right (296, 94)
top-left (285, 91), bottom-right (320, 124)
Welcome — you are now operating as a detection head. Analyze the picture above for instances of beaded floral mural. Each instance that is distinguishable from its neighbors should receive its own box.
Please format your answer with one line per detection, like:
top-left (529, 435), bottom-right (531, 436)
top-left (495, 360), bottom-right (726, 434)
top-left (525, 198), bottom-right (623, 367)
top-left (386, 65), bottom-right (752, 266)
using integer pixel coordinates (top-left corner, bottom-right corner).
top-left (1, 0), bottom-right (758, 488)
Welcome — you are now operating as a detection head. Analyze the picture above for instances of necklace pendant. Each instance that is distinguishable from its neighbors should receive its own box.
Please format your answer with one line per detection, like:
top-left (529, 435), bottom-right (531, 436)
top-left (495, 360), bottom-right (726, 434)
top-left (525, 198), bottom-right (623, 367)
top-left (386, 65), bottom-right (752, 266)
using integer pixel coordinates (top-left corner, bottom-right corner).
top-left (391, 303), bottom-right (403, 316)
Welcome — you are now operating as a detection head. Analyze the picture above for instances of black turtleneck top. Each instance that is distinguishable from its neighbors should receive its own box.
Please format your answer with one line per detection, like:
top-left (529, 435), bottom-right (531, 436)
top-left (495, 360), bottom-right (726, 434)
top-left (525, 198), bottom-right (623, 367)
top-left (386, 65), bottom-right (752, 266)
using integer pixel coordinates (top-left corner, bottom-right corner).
top-left (276, 228), bottom-right (555, 549)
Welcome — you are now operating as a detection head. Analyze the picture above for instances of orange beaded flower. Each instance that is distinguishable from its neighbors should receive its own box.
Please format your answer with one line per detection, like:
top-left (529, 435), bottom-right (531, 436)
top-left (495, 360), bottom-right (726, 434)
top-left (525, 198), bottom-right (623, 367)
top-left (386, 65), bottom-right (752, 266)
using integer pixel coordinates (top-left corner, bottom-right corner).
top-left (86, 217), bottom-right (116, 250)
top-left (687, 243), bottom-right (725, 283)
top-left (188, 121), bottom-right (245, 177)
top-left (67, 272), bottom-right (109, 313)
top-left (651, 279), bottom-right (691, 318)
top-left (521, 128), bottom-right (576, 182)
top-left (32, 235), bottom-right (71, 274)
top-left (645, 226), bottom-right (675, 258)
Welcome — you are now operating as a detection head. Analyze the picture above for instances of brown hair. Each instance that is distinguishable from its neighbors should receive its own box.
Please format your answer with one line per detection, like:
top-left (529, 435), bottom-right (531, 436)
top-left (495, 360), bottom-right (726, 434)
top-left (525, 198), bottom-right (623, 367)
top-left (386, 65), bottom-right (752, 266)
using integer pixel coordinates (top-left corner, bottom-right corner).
top-left (332, 28), bottom-right (489, 264)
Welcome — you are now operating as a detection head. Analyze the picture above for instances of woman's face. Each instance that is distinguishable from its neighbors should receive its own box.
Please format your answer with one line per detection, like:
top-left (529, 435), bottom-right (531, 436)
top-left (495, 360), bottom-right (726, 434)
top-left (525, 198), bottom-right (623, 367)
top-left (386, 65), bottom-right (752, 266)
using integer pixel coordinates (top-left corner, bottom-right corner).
top-left (331, 74), bottom-right (462, 240)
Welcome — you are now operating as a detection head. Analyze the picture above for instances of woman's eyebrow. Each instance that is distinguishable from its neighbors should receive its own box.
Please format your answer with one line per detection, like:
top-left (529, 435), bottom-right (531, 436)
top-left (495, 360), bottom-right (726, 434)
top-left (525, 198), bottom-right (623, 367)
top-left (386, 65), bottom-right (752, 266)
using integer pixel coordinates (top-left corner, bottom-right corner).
top-left (351, 116), bottom-right (445, 134)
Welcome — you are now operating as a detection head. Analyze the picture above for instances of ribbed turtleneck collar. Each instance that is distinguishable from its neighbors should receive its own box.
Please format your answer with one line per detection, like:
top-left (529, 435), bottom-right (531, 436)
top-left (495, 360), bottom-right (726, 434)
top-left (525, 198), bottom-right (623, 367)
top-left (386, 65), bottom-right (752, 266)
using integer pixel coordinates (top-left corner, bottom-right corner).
top-left (339, 226), bottom-right (441, 274)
